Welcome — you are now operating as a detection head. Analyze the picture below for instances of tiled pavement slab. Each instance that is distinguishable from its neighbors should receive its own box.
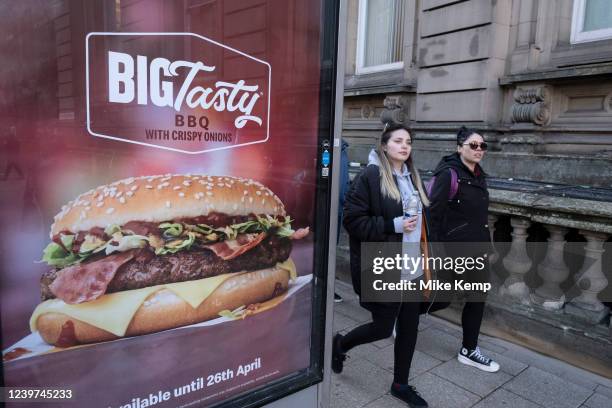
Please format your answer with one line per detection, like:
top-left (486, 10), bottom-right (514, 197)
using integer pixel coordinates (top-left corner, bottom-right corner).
top-left (430, 358), bottom-right (513, 397)
top-left (410, 372), bottom-right (481, 408)
top-left (503, 366), bottom-right (592, 408)
top-left (582, 392), bottom-right (612, 408)
top-left (333, 311), bottom-right (361, 332)
top-left (343, 343), bottom-right (381, 367)
top-left (471, 388), bottom-right (543, 408)
top-left (334, 299), bottom-right (372, 323)
top-left (331, 358), bottom-right (393, 408)
top-left (362, 394), bottom-right (410, 408)
top-left (360, 345), bottom-right (443, 379)
top-left (594, 384), bottom-right (612, 399)
top-left (425, 317), bottom-right (463, 337)
top-left (371, 336), bottom-right (395, 349)
top-left (415, 327), bottom-right (463, 361)
top-left (424, 318), bottom-right (507, 354)
top-left (500, 344), bottom-right (609, 391)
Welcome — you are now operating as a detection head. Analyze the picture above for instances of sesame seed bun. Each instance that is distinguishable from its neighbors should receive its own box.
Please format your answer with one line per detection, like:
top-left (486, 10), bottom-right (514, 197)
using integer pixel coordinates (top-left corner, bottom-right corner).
top-left (51, 175), bottom-right (286, 237)
top-left (35, 264), bottom-right (291, 346)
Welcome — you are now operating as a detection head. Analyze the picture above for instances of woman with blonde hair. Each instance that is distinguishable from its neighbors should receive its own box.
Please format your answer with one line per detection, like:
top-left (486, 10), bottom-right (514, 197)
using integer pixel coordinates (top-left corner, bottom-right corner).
top-left (332, 123), bottom-right (430, 408)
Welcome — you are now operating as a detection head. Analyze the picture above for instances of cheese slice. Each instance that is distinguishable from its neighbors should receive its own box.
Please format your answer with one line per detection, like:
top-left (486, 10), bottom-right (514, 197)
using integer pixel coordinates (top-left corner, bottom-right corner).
top-left (277, 258), bottom-right (297, 280)
top-left (29, 272), bottom-right (236, 337)
top-left (30, 260), bottom-right (296, 337)
top-left (163, 273), bottom-right (240, 309)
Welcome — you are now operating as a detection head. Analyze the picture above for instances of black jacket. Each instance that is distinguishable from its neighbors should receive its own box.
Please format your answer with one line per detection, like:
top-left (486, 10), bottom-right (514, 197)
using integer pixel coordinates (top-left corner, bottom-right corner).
top-left (343, 163), bottom-right (429, 316)
top-left (429, 153), bottom-right (490, 244)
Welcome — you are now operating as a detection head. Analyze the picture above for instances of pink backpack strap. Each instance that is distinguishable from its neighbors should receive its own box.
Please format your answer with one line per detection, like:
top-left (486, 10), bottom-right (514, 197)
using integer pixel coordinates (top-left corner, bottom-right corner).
top-left (426, 168), bottom-right (460, 200)
top-left (425, 176), bottom-right (436, 196)
top-left (448, 168), bottom-right (459, 200)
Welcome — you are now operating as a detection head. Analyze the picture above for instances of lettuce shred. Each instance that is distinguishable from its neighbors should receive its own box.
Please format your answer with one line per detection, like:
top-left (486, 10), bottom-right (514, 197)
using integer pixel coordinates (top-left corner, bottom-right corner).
top-left (41, 215), bottom-right (295, 267)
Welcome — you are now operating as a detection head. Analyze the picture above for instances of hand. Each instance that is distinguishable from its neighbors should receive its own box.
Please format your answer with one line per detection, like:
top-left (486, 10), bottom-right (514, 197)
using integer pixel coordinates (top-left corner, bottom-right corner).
top-left (402, 216), bottom-right (418, 232)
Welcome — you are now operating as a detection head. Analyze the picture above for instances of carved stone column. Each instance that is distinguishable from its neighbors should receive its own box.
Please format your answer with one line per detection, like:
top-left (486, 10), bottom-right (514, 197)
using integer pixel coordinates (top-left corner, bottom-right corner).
top-left (565, 231), bottom-right (609, 323)
top-left (532, 225), bottom-right (569, 310)
top-left (500, 217), bottom-right (532, 303)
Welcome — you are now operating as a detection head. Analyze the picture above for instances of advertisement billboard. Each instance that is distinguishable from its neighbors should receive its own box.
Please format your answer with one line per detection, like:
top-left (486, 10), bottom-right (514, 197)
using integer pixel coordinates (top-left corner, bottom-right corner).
top-left (0, 0), bottom-right (338, 406)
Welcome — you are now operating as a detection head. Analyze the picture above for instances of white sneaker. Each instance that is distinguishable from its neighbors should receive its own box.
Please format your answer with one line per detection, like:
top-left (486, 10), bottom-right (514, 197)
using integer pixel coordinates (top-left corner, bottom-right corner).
top-left (458, 346), bottom-right (500, 372)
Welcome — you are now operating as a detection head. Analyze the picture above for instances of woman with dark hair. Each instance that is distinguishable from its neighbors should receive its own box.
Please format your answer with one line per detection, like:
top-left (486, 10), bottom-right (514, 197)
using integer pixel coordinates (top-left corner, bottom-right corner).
top-left (332, 123), bottom-right (430, 408)
top-left (428, 126), bottom-right (500, 373)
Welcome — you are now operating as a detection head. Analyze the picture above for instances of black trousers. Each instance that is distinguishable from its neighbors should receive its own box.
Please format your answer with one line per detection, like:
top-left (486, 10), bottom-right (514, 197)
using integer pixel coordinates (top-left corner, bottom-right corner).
top-left (423, 262), bottom-right (489, 350)
top-left (422, 299), bottom-right (485, 350)
top-left (340, 294), bottom-right (422, 384)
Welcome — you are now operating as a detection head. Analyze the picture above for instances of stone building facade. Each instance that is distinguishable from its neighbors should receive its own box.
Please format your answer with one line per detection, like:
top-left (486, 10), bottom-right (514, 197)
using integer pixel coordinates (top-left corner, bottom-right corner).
top-left (338, 0), bottom-right (612, 375)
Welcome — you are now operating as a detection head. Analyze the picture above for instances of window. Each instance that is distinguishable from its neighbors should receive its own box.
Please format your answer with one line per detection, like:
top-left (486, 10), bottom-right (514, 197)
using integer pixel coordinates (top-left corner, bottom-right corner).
top-left (356, 0), bottom-right (405, 74)
top-left (571, 0), bottom-right (612, 44)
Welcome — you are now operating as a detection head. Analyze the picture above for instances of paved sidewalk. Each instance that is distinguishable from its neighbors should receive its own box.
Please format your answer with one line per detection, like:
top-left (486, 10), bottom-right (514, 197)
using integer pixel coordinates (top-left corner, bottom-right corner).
top-left (331, 281), bottom-right (612, 408)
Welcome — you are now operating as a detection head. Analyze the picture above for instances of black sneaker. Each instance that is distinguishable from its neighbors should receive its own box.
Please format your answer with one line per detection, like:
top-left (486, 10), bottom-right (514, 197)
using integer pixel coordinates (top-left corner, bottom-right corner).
top-left (334, 293), bottom-right (343, 303)
top-left (458, 346), bottom-right (500, 372)
top-left (331, 333), bottom-right (347, 374)
top-left (390, 383), bottom-right (428, 407)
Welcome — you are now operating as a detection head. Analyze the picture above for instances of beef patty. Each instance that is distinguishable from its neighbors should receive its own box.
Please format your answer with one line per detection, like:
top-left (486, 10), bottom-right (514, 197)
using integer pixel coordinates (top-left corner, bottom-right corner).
top-left (41, 235), bottom-right (292, 301)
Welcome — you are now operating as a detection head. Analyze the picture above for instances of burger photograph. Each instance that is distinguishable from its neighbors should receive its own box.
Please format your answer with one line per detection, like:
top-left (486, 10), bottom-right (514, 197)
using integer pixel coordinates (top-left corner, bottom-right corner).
top-left (29, 174), bottom-right (309, 347)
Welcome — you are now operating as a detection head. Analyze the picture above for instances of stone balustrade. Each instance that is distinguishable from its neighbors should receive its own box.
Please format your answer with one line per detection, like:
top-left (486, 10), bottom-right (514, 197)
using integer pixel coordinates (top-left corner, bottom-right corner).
top-left (488, 188), bottom-right (611, 327)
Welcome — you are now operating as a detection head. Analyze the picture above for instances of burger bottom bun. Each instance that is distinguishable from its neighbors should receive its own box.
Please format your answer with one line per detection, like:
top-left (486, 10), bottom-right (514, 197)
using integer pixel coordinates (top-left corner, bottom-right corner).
top-left (36, 266), bottom-right (290, 347)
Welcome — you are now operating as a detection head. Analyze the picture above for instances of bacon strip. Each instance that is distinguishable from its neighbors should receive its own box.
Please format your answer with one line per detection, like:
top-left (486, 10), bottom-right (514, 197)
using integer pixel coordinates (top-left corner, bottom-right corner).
top-left (49, 251), bottom-right (135, 304)
top-left (204, 233), bottom-right (266, 260)
top-left (290, 227), bottom-right (309, 240)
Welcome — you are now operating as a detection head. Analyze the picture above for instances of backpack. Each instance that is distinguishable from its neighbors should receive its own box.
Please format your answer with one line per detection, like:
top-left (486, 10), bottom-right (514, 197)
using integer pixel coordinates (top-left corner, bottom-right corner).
top-left (426, 168), bottom-right (459, 201)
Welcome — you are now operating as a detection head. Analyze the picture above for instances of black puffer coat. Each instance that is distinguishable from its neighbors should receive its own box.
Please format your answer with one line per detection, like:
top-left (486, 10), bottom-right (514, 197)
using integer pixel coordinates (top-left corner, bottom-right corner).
top-left (429, 153), bottom-right (490, 245)
top-left (343, 160), bottom-right (430, 316)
